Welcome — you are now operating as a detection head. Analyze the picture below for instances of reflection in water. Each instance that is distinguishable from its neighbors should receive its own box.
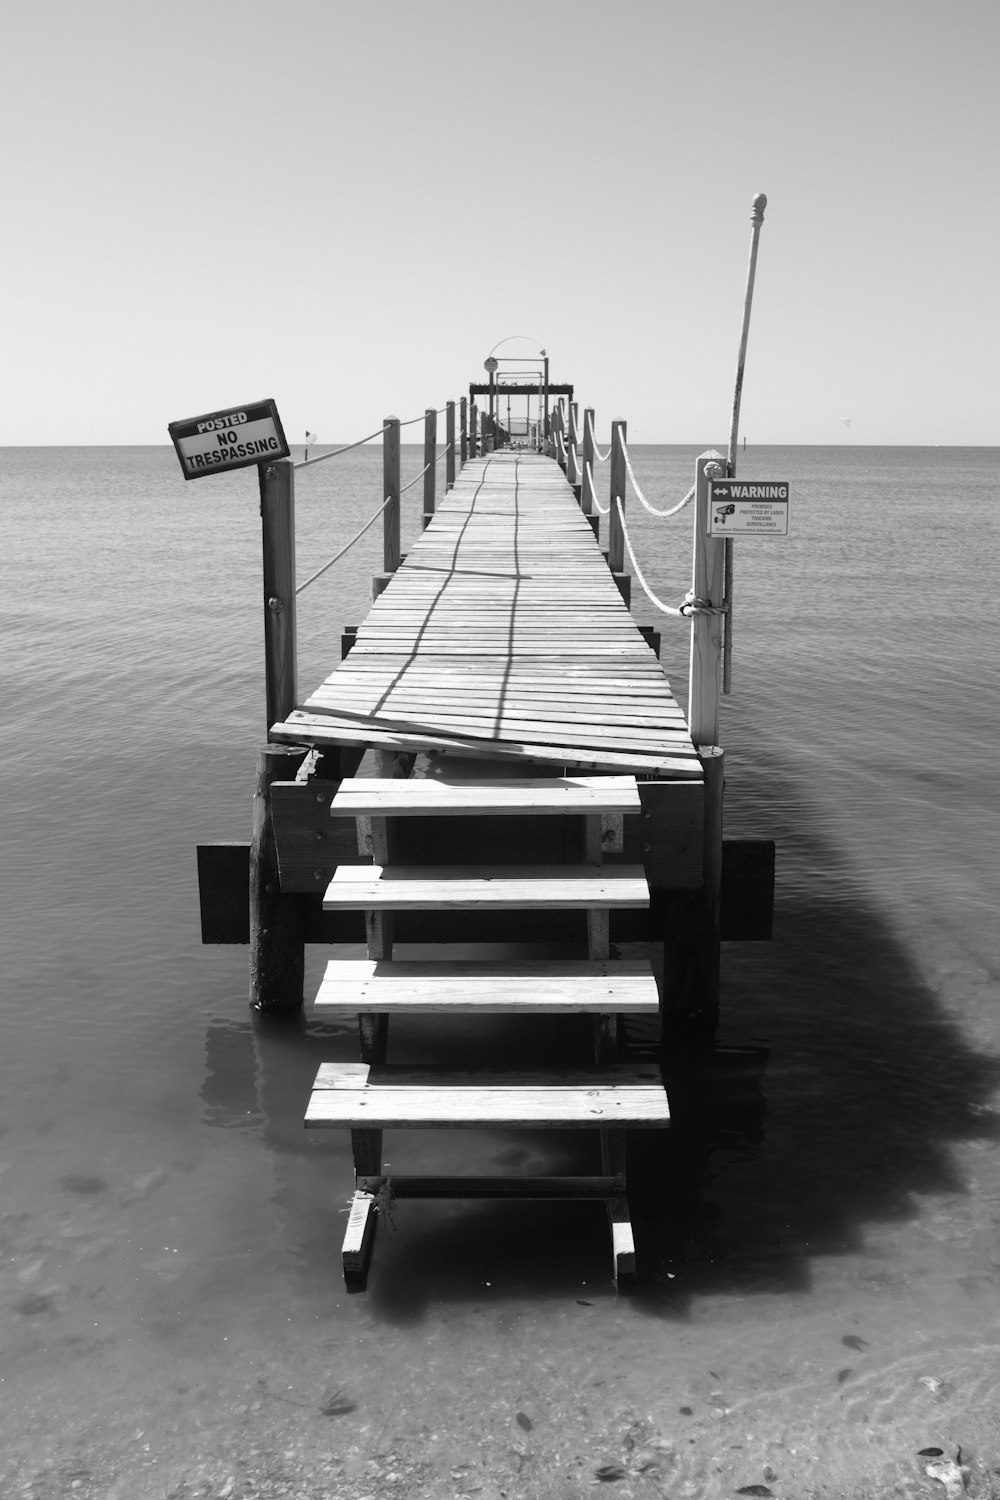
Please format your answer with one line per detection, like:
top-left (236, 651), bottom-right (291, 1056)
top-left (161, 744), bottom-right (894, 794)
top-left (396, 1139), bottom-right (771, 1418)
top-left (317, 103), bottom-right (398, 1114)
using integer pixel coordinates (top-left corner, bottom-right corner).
top-left (184, 813), bottom-right (1000, 1498)
top-left (202, 735), bottom-right (1000, 1332)
top-left (6, 444), bottom-right (1000, 1497)
top-left (202, 915), bottom-right (998, 1323)
top-left (186, 708), bottom-right (1000, 1498)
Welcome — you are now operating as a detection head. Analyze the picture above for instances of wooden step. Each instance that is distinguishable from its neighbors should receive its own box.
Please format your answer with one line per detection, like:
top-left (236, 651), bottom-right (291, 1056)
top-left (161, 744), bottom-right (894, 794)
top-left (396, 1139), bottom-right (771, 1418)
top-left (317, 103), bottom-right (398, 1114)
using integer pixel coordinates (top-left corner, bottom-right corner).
top-left (329, 773), bottom-right (642, 817)
top-left (322, 864), bottom-right (649, 911)
top-left (305, 1062), bottom-right (670, 1128)
top-left (353, 1174), bottom-right (624, 1199)
top-left (313, 957), bottom-right (659, 1015)
top-left (327, 1062), bottom-right (661, 1287)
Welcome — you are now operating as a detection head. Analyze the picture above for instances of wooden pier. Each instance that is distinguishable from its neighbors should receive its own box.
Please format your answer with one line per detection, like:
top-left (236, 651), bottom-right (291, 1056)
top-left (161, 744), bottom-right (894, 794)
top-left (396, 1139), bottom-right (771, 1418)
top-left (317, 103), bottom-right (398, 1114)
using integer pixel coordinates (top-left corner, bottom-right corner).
top-left (197, 387), bottom-right (775, 1291)
top-left (275, 452), bottom-right (702, 776)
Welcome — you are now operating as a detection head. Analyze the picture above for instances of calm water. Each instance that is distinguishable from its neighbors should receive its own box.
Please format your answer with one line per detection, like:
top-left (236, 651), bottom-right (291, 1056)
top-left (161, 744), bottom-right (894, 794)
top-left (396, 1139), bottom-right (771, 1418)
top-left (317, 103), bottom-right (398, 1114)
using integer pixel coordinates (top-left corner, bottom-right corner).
top-left (2, 442), bottom-right (999, 1499)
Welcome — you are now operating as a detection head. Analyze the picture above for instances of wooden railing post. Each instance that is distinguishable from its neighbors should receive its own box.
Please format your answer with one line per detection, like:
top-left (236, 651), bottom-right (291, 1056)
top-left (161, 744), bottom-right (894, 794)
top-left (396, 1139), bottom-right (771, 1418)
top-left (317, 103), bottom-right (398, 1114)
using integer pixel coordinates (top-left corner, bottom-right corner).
top-left (567, 403), bottom-right (580, 489)
top-left (445, 401), bottom-right (456, 489)
top-left (688, 451), bottom-right (727, 746)
top-left (373, 416), bottom-right (400, 599)
top-left (460, 397), bottom-right (468, 465)
top-left (423, 407), bottom-right (437, 527)
top-left (607, 421), bottom-right (630, 605)
top-left (470, 402), bottom-right (478, 457)
top-left (582, 407), bottom-right (595, 516)
top-left (553, 406), bottom-right (565, 469)
top-left (659, 452), bottom-right (729, 1038)
top-left (259, 458), bottom-right (297, 734)
top-left (608, 420), bottom-right (627, 573)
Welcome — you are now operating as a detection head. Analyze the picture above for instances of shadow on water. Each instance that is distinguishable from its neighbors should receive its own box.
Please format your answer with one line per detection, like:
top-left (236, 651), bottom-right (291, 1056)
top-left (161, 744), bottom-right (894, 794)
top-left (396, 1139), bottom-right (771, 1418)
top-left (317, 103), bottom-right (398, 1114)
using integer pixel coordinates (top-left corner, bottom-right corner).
top-left (200, 741), bottom-right (1000, 1325)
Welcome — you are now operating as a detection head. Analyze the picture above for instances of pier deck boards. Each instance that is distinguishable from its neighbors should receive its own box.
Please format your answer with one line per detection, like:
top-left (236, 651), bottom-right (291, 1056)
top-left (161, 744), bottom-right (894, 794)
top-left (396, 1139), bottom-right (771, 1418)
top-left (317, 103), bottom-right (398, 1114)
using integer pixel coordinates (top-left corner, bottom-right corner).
top-left (272, 453), bottom-right (701, 778)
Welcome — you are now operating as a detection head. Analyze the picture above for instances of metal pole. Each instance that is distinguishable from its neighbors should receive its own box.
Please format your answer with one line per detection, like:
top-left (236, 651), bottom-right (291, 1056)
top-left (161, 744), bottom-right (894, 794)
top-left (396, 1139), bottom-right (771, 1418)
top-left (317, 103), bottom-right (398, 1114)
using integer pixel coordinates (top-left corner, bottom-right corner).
top-left (543, 355), bottom-right (550, 446)
top-left (723, 192), bottom-right (767, 695)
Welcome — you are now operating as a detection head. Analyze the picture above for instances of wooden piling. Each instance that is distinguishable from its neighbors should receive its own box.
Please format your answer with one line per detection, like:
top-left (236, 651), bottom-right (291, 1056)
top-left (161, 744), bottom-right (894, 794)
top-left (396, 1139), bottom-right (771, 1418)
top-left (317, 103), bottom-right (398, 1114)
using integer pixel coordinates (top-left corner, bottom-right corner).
top-left (660, 453), bottom-right (729, 1037)
top-left (460, 397), bottom-right (468, 466)
top-left (661, 745), bottom-right (724, 1038)
top-left (582, 407), bottom-right (595, 517)
top-left (470, 402), bottom-right (478, 458)
top-left (688, 452), bottom-right (727, 746)
top-left (608, 421), bottom-right (626, 574)
top-left (259, 458), bottom-right (297, 734)
top-left (697, 743), bottom-right (724, 1031)
top-left (445, 401), bottom-right (456, 489)
top-left (552, 404), bottom-right (566, 469)
top-left (382, 417), bottom-right (401, 573)
top-left (423, 407), bottom-right (437, 528)
top-left (607, 420), bottom-right (630, 605)
top-left (372, 416), bottom-right (401, 599)
top-left (250, 743), bottom-right (308, 1012)
top-left (567, 403), bottom-right (580, 489)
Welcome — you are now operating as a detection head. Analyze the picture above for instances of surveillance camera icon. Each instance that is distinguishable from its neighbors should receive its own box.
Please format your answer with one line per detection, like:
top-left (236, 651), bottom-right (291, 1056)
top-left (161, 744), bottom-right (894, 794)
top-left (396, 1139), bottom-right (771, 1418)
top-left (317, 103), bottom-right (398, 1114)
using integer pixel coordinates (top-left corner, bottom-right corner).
top-left (714, 503), bottom-right (736, 524)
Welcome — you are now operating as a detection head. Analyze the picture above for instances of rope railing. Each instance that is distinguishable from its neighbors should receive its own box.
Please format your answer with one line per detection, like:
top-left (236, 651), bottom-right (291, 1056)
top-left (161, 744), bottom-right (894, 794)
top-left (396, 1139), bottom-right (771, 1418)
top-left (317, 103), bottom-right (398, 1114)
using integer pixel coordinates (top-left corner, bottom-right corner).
top-left (588, 462), bottom-right (610, 514)
top-left (614, 497), bottom-right (728, 621)
top-left (293, 423), bottom-right (388, 470)
top-left (294, 403), bottom-right (450, 471)
top-left (620, 435), bottom-right (695, 519)
top-left (295, 495), bottom-right (393, 596)
top-left (585, 410), bottom-right (612, 463)
top-left (400, 461), bottom-right (431, 495)
top-left (297, 411), bottom-right (455, 594)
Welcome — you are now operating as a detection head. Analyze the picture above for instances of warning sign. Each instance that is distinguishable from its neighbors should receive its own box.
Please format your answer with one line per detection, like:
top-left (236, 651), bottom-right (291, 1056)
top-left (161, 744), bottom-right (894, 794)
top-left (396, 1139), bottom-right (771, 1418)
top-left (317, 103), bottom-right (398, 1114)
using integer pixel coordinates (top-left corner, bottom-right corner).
top-left (708, 479), bottom-right (789, 536)
top-left (169, 398), bottom-right (289, 480)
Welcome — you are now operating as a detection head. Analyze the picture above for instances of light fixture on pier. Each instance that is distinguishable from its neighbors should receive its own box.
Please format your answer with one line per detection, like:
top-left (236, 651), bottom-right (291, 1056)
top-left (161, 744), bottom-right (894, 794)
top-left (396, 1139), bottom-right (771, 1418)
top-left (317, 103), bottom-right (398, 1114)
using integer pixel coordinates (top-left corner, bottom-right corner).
top-left (484, 337), bottom-right (550, 451)
top-left (483, 355), bottom-right (498, 422)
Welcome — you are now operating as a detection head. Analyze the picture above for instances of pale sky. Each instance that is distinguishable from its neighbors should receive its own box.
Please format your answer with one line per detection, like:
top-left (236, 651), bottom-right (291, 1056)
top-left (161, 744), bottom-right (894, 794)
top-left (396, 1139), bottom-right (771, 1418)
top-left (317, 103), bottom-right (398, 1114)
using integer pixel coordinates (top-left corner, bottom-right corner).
top-left (2, 0), bottom-right (997, 445)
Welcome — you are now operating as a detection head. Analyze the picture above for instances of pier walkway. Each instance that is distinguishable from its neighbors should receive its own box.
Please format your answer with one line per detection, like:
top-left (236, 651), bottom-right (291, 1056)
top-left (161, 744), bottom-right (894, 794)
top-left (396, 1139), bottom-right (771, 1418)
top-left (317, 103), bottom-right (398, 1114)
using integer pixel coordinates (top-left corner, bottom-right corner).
top-left (258, 449), bottom-right (709, 1288)
top-left (272, 451), bottom-right (702, 779)
top-left (188, 401), bottom-right (776, 1294)
top-left (194, 235), bottom-right (777, 1292)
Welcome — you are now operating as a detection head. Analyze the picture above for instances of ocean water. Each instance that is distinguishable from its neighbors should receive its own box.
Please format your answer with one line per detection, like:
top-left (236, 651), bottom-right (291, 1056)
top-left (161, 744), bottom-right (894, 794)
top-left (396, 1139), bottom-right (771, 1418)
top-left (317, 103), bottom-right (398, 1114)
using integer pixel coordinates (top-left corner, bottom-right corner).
top-left (1, 441), bottom-right (999, 1499)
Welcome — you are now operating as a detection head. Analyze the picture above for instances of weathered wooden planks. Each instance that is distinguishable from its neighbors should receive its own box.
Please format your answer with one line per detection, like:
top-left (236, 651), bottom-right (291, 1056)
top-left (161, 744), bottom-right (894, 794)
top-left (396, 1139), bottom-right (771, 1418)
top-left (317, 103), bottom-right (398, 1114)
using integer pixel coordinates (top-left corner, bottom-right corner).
top-left (271, 452), bottom-right (700, 777)
top-left (277, 710), bottom-right (701, 776)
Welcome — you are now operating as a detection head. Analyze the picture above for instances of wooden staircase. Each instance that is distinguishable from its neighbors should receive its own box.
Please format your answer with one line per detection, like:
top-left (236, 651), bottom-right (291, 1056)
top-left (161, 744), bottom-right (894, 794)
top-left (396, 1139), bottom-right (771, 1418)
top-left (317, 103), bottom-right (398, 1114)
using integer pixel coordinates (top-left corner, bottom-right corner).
top-left (304, 762), bottom-right (671, 1289)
